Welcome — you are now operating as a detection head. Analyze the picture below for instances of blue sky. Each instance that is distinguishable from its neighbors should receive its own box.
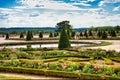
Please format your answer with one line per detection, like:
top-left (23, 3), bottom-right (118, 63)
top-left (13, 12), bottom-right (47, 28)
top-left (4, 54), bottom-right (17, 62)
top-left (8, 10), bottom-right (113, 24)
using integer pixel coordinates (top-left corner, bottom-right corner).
top-left (0, 0), bottom-right (120, 28)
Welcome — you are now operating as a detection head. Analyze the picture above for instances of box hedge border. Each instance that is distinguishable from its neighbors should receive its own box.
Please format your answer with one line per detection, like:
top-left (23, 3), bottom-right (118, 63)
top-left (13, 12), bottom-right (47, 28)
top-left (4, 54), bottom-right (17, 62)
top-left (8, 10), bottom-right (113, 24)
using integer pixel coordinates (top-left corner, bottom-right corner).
top-left (0, 66), bottom-right (120, 79)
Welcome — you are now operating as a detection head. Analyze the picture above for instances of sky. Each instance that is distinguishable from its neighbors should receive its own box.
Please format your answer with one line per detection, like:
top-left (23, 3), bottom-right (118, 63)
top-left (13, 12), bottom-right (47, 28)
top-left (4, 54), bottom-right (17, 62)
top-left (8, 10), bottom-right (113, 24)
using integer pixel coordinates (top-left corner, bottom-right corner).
top-left (0, 0), bottom-right (120, 28)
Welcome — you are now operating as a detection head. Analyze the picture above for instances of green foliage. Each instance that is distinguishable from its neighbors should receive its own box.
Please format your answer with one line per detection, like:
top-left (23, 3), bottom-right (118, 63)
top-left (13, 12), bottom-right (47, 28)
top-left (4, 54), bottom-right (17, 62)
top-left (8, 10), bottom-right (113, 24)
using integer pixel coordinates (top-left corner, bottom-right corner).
top-left (80, 32), bottom-right (83, 37)
top-left (39, 32), bottom-right (43, 38)
top-left (110, 30), bottom-right (116, 37)
top-left (53, 32), bottom-right (58, 37)
top-left (26, 31), bottom-right (33, 41)
top-left (5, 33), bottom-right (9, 39)
top-left (56, 20), bottom-right (72, 32)
top-left (82, 64), bottom-right (116, 76)
top-left (49, 32), bottom-right (53, 37)
top-left (88, 30), bottom-right (93, 36)
top-left (20, 32), bottom-right (24, 38)
top-left (67, 29), bottom-right (71, 39)
top-left (97, 31), bottom-right (102, 38)
top-left (91, 26), bottom-right (120, 31)
top-left (71, 31), bottom-right (76, 39)
top-left (58, 29), bottom-right (71, 50)
top-left (101, 31), bottom-right (107, 39)
top-left (84, 30), bottom-right (88, 38)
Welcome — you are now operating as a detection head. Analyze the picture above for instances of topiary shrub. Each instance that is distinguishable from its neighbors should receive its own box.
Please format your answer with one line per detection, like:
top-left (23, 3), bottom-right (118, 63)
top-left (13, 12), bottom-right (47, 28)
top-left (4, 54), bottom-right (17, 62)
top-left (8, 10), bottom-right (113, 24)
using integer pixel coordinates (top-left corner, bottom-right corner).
top-left (39, 32), bottom-right (43, 38)
top-left (5, 33), bottom-right (9, 39)
top-left (49, 32), bottom-right (53, 37)
top-left (20, 32), bottom-right (24, 38)
top-left (58, 29), bottom-right (71, 50)
top-left (26, 31), bottom-right (33, 41)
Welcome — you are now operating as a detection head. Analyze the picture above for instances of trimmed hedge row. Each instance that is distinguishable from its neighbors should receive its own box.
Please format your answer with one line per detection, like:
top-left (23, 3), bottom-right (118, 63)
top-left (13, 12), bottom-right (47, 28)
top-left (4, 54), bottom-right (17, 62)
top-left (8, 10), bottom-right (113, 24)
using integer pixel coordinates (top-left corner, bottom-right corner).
top-left (110, 57), bottom-right (120, 62)
top-left (0, 66), bottom-right (120, 79)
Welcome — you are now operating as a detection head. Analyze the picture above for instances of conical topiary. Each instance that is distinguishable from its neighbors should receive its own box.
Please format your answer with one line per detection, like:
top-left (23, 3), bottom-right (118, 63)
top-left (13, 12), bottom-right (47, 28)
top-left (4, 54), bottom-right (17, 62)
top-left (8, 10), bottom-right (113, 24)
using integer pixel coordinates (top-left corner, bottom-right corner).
top-left (26, 31), bottom-right (32, 41)
top-left (58, 29), bottom-right (71, 50)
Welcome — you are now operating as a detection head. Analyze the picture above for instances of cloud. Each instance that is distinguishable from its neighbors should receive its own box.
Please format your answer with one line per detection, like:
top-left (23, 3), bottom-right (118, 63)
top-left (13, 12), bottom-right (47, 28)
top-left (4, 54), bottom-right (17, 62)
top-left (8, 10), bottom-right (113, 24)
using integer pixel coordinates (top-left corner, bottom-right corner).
top-left (113, 6), bottom-right (120, 11)
top-left (0, 0), bottom-right (120, 28)
top-left (72, 2), bottom-right (91, 6)
top-left (18, 0), bottom-right (81, 10)
top-left (99, 1), bottom-right (105, 6)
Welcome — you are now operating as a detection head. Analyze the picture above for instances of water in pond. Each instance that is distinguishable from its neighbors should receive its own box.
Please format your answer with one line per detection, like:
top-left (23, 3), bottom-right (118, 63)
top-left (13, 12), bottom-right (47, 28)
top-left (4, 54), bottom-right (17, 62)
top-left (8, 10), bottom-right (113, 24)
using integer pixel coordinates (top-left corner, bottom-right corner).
top-left (2, 44), bottom-right (89, 48)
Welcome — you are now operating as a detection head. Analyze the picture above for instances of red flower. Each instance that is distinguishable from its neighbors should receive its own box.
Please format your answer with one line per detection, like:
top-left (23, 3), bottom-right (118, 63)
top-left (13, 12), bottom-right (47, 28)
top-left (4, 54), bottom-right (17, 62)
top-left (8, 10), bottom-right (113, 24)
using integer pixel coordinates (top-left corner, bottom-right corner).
top-left (60, 63), bottom-right (68, 68)
top-left (34, 61), bottom-right (39, 65)
top-left (93, 65), bottom-right (99, 71)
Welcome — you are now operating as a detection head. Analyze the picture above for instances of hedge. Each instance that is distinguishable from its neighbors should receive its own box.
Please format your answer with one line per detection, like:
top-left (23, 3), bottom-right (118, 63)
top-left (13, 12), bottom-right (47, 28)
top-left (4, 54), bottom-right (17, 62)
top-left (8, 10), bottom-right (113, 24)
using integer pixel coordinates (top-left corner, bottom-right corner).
top-left (0, 66), bottom-right (120, 79)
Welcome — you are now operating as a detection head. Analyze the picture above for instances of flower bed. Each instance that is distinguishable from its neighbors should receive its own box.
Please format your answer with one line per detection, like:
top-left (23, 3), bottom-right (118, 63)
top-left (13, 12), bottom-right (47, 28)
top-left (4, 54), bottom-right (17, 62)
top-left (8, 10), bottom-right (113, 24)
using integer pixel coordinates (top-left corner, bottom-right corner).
top-left (0, 66), bottom-right (120, 79)
top-left (0, 60), bottom-right (120, 78)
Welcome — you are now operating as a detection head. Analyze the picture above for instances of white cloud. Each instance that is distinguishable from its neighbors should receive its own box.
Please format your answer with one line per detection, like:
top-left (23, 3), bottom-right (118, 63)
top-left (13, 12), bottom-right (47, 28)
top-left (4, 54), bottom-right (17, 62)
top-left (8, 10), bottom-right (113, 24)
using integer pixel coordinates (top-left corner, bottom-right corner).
top-left (113, 6), bottom-right (120, 11)
top-left (72, 2), bottom-right (91, 6)
top-left (0, 0), bottom-right (120, 28)
top-left (99, 1), bottom-right (105, 6)
top-left (0, 7), bottom-right (119, 28)
top-left (19, 0), bottom-right (81, 10)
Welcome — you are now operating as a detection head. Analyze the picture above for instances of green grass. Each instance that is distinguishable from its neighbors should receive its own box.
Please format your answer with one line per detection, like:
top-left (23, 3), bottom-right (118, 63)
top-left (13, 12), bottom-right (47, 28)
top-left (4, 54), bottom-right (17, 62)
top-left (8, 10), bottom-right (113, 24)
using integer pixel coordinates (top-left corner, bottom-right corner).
top-left (87, 41), bottom-right (112, 47)
top-left (98, 42), bottom-right (112, 46)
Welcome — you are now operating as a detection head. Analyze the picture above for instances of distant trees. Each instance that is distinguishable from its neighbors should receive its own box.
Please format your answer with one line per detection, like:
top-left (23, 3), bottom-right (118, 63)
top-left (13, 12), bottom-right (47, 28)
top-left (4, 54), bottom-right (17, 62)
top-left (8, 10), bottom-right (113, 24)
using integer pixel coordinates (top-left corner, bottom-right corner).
top-left (53, 32), bottom-right (59, 37)
top-left (49, 32), bottom-right (53, 37)
top-left (109, 30), bottom-right (116, 37)
top-left (26, 31), bottom-right (33, 41)
top-left (89, 30), bottom-right (93, 36)
top-left (56, 20), bottom-right (72, 32)
top-left (84, 30), bottom-right (88, 38)
top-left (101, 31), bottom-right (107, 39)
top-left (39, 32), bottom-right (43, 38)
top-left (80, 32), bottom-right (83, 37)
top-left (5, 33), bottom-right (9, 39)
top-left (115, 25), bottom-right (120, 33)
top-left (58, 29), bottom-right (70, 50)
top-left (20, 32), bottom-right (24, 38)
top-left (90, 25), bottom-right (120, 32)
top-left (71, 31), bottom-right (76, 39)
top-left (97, 31), bottom-right (102, 38)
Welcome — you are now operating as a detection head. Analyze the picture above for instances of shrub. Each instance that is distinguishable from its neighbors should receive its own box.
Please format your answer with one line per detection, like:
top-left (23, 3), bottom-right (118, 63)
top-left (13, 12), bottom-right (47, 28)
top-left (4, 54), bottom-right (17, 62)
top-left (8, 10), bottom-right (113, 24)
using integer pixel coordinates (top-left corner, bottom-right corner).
top-left (5, 33), bottom-right (9, 39)
top-left (20, 32), bottom-right (24, 38)
top-left (49, 32), bottom-right (53, 37)
top-left (58, 29), bottom-right (71, 50)
top-left (26, 31), bottom-right (33, 41)
top-left (101, 31), bottom-right (107, 39)
top-left (39, 32), bottom-right (43, 38)
top-left (0, 66), bottom-right (119, 79)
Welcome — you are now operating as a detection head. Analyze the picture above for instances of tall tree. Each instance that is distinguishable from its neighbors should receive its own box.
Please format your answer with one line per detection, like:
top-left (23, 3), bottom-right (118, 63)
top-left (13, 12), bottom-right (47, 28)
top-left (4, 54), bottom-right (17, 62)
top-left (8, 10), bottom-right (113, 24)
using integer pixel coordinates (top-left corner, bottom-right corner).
top-left (84, 30), bottom-right (88, 38)
top-left (101, 31), bottom-right (107, 39)
top-left (97, 31), bottom-right (102, 38)
top-left (58, 29), bottom-right (71, 50)
top-left (5, 33), bottom-right (9, 39)
top-left (111, 30), bottom-right (116, 37)
top-left (49, 32), bottom-right (53, 37)
top-left (80, 32), bottom-right (83, 37)
top-left (56, 20), bottom-right (72, 32)
top-left (115, 25), bottom-right (120, 33)
top-left (39, 32), bottom-right (43, 38)
top-left (20, 32), bottom-right (24, 38)
top-left (71, 31), bottom-right (76, 39)
top-left (89, 30), bottom-right (93, 36)
top-left (26, 31), bottom-right (32, 41)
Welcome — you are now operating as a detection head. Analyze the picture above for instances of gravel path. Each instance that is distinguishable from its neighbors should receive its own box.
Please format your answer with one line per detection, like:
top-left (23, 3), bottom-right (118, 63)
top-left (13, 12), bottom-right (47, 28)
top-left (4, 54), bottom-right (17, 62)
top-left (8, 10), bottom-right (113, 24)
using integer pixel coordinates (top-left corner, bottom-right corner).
top-left (0, 72), bottom-right (68, 79)
top-left (82, 40), bottom-right (120, 52)
top-left (0, 38), bottom-right (120, 52)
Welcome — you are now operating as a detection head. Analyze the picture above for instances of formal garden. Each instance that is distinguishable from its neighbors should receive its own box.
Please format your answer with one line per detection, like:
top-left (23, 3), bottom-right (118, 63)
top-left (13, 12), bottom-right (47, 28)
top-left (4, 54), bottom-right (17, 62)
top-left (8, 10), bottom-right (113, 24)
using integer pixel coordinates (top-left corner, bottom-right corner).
top-left (0, 21), bottom-right (120, 79)
top-left (0, 47), bottom-right (120, 79)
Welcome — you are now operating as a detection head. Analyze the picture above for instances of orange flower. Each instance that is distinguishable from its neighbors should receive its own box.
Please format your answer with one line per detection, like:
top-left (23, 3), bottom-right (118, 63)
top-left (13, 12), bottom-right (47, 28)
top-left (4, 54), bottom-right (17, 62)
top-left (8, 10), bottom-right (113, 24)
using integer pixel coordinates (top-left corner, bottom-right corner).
top-left (93, 65), bottom-right (99, 71)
